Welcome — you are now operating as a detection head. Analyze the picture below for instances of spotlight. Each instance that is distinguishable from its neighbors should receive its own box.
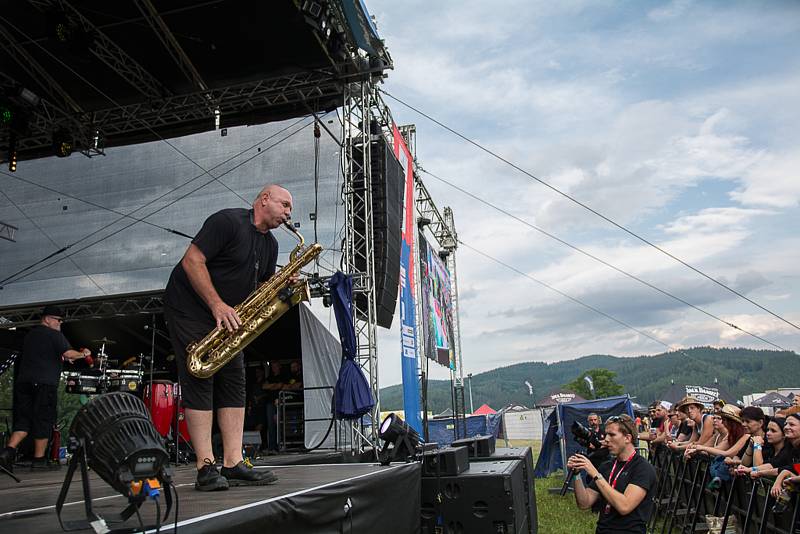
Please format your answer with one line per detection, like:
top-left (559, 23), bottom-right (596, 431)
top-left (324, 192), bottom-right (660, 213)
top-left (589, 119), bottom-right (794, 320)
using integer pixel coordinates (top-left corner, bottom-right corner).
top-left (18, 87), bottom-right (40, 107)
top-left (0, 104), bottom-right (12, 125)
top-left (56, 392), bottom-right (174, 531)
top-left (378, 413), bottom-right (420, 464)
top-left (52, 129), bottom-right (73, 157)
top-left (8, 135), bottom-right (17, 173)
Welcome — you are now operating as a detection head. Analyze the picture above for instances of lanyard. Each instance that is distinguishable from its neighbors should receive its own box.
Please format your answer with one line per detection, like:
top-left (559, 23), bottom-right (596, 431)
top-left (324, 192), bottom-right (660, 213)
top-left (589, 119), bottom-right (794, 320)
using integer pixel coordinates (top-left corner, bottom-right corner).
top-left (607, 451), bottom-right (636, 490)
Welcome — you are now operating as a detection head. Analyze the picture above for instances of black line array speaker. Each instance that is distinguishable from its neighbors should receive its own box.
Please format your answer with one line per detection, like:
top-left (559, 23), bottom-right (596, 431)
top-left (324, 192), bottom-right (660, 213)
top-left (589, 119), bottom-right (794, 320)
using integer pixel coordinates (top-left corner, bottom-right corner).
top-left (451, 435), bottom-right (496, 458)
top-left (422, 446), bottom-right (470, 477)
top-left (421, 459), bottom-right (533, 534)
top-left (471, 447), bottom-right (538, 534)
top-left (353, 136), bottom-right (404, 328)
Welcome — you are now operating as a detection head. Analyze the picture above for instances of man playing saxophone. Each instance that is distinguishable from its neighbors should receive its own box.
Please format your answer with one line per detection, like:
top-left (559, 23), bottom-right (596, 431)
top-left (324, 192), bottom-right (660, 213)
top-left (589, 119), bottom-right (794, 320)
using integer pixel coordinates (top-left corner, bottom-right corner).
top-left (163, 184), bottom-right (293, 491)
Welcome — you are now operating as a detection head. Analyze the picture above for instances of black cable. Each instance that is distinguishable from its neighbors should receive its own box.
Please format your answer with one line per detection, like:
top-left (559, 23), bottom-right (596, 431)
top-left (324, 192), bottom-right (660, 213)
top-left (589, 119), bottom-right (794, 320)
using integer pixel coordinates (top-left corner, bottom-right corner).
top-left (0, 115), bottom-right (309, 287)
top-left (1, 119), bottom-right (314, 287)
top-left (154, 497), bottom-right (161, 534)
top-left (171, 481), bottom-right (179, 534)
top-left (458, 240), bottom-right (684, 354)
top-left (0, 188), bottom-right (107, 294)
top-left (420, 168), bottom-right (788, 351)
top-left (380, 89), bottom-right (800, 333)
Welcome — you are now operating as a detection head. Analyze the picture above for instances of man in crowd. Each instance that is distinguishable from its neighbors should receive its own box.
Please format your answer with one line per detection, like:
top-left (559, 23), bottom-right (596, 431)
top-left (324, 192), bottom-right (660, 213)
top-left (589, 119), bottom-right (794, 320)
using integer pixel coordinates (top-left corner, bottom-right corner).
top-left (568, 414), bottom-right (657, 534)
top-left (0, 305), bottom-right (91, 472)
top-left (639, 401), bottom-right (672, 447)
top-left (163, 184), bottom-right (292, 490)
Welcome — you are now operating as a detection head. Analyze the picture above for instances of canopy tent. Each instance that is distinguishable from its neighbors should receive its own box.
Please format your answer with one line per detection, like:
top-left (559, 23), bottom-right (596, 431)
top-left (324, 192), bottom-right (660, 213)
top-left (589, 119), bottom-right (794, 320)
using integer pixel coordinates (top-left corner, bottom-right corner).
top-left (427, 413), bottom-right (504, 448)
top-left (659, 384), bottom-right (736, 408)
top-left (534, 395), bottom-right (633, 479)
top-left (472, 403), bottom-right (496, 415)
top-left (751, 392), bottom-right (793, 409)
top-left (535, 388), bottom-right (585, 407)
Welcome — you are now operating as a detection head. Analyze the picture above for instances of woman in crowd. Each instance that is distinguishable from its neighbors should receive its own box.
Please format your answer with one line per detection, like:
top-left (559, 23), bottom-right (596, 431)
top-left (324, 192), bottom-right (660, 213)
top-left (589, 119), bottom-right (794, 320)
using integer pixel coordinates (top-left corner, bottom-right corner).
top-left (736, 417), bottom-right (786, 476)
top-left (727, 406), bottom-right (767, 469)
top-left (750, 414), bottom-right (800, 479)
top-left (686, 405), bottom-right (749, 489)
top-left (768, 414), bottom-right (800, 514)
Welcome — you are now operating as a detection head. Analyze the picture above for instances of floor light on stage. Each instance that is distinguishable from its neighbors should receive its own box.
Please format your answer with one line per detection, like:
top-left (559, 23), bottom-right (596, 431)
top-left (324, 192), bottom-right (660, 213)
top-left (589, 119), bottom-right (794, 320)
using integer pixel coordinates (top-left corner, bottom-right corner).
top-left (53, 129), bottom-right (73, 157)
top-left (56, 392), bottom-right (175, 532)
top-left (378, 413), bottom-right (421, 465)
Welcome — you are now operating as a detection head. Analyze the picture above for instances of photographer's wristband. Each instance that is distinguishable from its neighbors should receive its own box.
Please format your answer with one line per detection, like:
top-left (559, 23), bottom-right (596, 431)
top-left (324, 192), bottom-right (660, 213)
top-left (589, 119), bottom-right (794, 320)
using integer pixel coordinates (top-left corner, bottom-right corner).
top-left (591, 473), bottom-right (604, 484)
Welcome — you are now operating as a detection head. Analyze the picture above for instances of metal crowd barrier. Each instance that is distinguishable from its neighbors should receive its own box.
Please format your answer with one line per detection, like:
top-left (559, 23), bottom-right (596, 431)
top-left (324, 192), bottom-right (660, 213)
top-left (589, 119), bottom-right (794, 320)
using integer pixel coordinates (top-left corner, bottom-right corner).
top-left (648, 446), bottom-right (799, 534)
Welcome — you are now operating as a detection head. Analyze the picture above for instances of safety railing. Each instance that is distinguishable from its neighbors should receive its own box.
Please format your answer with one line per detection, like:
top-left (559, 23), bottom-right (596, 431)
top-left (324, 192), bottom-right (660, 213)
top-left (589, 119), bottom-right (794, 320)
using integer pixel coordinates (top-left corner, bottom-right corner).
top-left (276, 385), bottom-right (337, 451)
top-left (648, 446), bottom-right (799, 534)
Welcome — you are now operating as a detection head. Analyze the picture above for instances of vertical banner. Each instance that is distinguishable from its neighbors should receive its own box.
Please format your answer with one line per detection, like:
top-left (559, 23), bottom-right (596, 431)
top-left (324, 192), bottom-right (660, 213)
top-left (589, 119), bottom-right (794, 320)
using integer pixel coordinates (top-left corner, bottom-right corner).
top-left (417, 231), bottom-right (457, 370)
top-left (393, 124), bottom-right (422, 433)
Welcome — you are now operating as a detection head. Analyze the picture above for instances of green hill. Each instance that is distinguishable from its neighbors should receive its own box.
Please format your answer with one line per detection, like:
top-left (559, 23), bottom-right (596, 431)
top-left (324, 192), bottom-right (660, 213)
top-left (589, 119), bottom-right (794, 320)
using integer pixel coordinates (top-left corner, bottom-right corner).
top-left (379, 347), bottom-right (798, 413)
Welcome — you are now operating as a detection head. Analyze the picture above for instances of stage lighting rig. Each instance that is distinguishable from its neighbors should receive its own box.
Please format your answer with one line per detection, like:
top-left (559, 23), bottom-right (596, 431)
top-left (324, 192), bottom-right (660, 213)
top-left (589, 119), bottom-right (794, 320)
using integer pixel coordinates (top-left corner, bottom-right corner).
top-left (7, 135), bottom-right (17, 173)
top-left (56, 392), bottom-right (175, 532)
top-left (378, 413), bottom-right (421, 465)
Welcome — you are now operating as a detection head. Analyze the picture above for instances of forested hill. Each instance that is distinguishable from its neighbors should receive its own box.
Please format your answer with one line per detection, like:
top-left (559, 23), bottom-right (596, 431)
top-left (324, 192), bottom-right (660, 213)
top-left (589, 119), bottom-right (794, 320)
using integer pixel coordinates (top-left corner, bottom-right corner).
top-left (379, 347), bottom-right (797, 413)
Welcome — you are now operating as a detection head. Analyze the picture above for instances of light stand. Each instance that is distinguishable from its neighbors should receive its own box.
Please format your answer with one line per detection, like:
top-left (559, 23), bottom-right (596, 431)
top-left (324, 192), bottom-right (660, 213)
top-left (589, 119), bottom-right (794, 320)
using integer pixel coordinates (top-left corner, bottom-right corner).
top-left (378, 413), bottom-right (421, 465)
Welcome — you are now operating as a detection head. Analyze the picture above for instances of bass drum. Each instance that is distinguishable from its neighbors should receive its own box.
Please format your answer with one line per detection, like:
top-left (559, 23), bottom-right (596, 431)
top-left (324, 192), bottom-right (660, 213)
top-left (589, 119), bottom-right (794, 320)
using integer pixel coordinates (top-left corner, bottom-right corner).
top-left (143, 380), bottom-right (190, 442)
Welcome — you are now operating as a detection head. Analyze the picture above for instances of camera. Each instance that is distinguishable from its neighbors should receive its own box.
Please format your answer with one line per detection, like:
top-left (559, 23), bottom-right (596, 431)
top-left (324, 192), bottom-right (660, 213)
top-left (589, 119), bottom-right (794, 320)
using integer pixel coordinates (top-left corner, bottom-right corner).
top-left (571, 421), bottom-right (604, 450)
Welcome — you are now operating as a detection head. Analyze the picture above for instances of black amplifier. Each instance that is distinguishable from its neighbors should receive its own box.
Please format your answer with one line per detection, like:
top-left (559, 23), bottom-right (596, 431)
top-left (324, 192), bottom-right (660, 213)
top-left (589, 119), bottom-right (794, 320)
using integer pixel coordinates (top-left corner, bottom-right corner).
top-left (421, 459), bottom-right (530, 534)
top-left (422, 446), bottom-right (470, 477)
top-left (451, 434), bottom-right (496, 458)
top-left (471, 447), bottom-right (538, 533)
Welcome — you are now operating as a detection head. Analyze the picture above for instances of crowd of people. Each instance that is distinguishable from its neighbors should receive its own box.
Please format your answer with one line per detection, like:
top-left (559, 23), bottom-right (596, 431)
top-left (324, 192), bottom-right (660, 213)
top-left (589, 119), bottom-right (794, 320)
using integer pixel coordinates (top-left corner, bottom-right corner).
top-left (567, 394), bottom-right (800, 533)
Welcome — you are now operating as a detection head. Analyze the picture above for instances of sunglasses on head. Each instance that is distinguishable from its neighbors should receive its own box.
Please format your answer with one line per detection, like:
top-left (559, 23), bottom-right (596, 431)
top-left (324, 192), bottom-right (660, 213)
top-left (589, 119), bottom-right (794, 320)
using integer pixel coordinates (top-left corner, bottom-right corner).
top-left (49, 316), bottom-right (64, 323)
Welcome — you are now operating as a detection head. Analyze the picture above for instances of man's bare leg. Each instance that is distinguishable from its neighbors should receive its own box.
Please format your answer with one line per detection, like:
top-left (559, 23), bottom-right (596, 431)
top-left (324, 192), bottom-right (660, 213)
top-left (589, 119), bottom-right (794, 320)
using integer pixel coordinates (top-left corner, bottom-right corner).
top-left (185, 408), bottom-right (214, 469)
top-left (33, 438), bottom-right (48, 458)
top-left (6, 431), bottom-right (27, 449)
top-left (217, 407), bottom-right (245, 468)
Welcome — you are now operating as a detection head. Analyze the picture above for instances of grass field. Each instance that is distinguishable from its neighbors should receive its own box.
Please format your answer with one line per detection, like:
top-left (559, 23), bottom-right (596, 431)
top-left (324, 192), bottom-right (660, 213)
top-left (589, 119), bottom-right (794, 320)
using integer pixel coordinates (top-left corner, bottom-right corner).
top-left (505, 439), bottom-right (599, 534)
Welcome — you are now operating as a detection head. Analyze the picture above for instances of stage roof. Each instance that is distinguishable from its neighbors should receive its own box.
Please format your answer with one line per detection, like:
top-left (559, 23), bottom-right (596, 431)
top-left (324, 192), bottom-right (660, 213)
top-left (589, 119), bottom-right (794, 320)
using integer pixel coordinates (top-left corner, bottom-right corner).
top-left (0, 0), bottom-right (390, 162)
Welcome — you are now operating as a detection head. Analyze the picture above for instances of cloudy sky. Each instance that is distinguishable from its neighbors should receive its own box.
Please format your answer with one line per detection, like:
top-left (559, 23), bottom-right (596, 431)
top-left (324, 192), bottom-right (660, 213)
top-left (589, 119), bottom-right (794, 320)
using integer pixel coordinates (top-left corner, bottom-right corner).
top-left (368, 0), bottom-right (800, 387)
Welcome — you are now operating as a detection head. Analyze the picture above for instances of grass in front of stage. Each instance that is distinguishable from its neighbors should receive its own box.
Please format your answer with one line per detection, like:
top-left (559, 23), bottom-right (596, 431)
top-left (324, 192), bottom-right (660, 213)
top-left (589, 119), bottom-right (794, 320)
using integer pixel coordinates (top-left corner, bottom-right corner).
top-left (509, 439), bottom-right (599, 534)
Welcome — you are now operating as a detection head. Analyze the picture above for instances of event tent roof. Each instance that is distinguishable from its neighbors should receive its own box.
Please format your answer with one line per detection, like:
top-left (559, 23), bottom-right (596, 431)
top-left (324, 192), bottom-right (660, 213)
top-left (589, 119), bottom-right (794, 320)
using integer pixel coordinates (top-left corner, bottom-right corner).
top-left (658, 383), bottom-right (736, 408)
top-left (751, 392), bottom-right (793, 408)
top-left (472, 403), bottom-right (496, 415)
top-left (535, 388), bottom-right (585, 407)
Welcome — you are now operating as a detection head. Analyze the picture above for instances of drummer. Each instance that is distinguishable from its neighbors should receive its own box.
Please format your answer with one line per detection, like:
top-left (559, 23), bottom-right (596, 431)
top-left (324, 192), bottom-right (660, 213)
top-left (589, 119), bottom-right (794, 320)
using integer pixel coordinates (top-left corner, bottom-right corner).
top-left (0, 305), bottom-right (92, 472)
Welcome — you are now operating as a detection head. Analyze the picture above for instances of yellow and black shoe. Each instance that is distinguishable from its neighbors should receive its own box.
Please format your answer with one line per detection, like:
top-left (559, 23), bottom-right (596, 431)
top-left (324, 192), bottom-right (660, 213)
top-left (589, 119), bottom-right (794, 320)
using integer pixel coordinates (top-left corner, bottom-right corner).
top-left (220, 460), bottom-right (278, 486)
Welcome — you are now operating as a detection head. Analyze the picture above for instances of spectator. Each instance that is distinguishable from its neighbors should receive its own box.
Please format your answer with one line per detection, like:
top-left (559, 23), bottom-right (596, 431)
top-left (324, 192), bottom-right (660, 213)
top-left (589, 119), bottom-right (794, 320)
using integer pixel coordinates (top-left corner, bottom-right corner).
top-left (668, 411), bottom-right (680, 440)
top-left (640, 401), bottom-right (671, 446)
top-left (735, 406), bottom-right (767, 468)
top-left (674, 409), bottom-right (693, 442)
top-left (753, 413), bottom-right (800, 478)
top-left (686, 405), bottom-right (749, 489)
top-left (737, 417), bottom-right (786, 475)
top-left (712, 399), bottom-right (725, 414)
top-left (669, 396), bottom-right (714, 451)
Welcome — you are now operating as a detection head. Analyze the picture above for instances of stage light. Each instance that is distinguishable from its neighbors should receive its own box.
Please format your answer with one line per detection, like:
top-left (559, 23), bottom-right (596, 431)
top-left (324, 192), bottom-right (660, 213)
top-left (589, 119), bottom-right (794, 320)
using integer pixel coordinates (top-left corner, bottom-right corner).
top-left (378, 413), bottom-right (421, 464)
top-left (57, 392), bottom-right (174, 531)
top-left (0, 105), bottom-right (12, 125)
top-left (18, 88), bottom-right (40, 107)
top-left (52, 129), bottom-right (73, 157)
top-left (7, 136), bottom-right (17, 173)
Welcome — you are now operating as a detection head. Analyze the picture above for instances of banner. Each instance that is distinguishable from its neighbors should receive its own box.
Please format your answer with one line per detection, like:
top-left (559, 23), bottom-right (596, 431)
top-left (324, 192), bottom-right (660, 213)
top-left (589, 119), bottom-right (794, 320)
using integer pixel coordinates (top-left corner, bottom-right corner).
top-left (417, 231), bottom-right (456, 370)
top-left (393, 125), bottom-right (421, 433)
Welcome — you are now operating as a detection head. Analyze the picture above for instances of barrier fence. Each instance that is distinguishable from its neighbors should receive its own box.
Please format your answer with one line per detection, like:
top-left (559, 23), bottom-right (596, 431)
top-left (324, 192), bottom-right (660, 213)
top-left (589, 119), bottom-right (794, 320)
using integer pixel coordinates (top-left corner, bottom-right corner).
top-left (648, 446), bottom-right (799, 534)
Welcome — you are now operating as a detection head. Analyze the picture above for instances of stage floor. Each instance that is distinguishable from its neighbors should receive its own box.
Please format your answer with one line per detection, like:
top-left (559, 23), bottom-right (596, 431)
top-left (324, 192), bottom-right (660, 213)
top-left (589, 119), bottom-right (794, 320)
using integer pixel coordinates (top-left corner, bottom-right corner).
top-left (0, 461), bottom-right (421, 533)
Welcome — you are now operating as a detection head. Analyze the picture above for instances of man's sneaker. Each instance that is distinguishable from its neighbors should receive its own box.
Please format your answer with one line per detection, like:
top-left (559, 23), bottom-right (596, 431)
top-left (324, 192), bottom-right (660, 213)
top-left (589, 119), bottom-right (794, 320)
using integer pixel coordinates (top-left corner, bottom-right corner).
top-left (220, 460), bottom-right (278, 486)
top-left (0, 447), bottom-right (15, 472)
top-left (30, 457), bottom-right (50, 471)
top-left (195, 459), bottom-right (229, 492)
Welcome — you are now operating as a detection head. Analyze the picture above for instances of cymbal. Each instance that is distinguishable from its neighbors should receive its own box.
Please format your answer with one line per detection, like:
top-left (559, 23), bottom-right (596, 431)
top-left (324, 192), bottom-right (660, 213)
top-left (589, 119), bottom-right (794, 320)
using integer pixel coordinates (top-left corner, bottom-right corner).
top-left (91, 337), bottom-right (117, 345)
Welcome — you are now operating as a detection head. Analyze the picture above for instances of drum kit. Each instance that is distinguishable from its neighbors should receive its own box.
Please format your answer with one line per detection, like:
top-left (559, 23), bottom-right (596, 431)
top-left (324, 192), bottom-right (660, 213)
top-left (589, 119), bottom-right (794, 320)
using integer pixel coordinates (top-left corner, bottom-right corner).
top-left (63, 337), bottom-right (191, 448)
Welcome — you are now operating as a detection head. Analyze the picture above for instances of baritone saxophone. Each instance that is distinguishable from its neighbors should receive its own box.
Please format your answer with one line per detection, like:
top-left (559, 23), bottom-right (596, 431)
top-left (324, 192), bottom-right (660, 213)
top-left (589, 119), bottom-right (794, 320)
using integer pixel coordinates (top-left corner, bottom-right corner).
top-left (186, 222), bottom-right (322, 378)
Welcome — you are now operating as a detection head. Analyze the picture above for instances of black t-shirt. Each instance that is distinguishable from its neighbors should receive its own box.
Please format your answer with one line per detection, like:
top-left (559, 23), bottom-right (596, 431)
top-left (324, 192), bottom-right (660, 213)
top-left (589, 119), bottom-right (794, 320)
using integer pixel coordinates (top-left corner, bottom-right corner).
top-left (772, 443), bottom-right (800, 473)
top-left (677, 420), bottom-right (691, 438)
top-left (17, 325), bottom-right (71, 386)
top-left (264, 368), bottom-right (287, 403)
top-left (164, 208), bottom-right (278, 324)
top-left (589, 453), bottom-right (657, 534)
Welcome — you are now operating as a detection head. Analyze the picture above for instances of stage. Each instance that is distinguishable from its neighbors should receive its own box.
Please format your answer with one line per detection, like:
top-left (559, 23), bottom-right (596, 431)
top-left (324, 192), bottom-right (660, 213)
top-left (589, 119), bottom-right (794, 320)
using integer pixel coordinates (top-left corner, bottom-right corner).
top-left (0, 462), bottom-right (421, 533)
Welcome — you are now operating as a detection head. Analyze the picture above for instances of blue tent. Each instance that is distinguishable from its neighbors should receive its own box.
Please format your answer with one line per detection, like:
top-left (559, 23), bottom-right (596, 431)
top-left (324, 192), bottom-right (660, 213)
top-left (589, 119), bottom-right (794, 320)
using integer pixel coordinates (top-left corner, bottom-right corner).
top-left (426, 413), bottom-right (504, 447)
top-left (534, 395), bottom-right (633, 478)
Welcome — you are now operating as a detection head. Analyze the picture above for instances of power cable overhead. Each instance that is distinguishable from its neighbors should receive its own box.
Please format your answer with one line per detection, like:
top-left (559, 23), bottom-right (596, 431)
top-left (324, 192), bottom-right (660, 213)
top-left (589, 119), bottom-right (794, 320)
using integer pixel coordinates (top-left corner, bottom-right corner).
top-left (419, 167), bottom-right (788, 352)
top-left (380, 89), bottom-right (800, 333)
top-left (458, 239), bottom-right (687, 356)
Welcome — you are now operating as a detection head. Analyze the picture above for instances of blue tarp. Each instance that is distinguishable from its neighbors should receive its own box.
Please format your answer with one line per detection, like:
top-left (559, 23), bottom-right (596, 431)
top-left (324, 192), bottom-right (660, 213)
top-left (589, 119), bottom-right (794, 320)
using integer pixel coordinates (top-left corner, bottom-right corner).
top-left (330, 272), bottom-right (375, 419)
top-left (426, 413), bottom-right (503, 447)
top-left (534, 395), bottom-right (633, 478)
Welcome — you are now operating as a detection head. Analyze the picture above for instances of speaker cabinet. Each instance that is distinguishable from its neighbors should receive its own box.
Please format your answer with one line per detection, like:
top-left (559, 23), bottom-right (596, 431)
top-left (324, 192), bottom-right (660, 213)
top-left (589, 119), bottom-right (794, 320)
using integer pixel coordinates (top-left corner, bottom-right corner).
top-left (352, 136), bottom-right (404, 328)
top-left (422, 446), bottom-right (470, 477)
top-left (421, 459), bottom-right (532, 534)
top-left (471, 447), bottom-right (538, 534)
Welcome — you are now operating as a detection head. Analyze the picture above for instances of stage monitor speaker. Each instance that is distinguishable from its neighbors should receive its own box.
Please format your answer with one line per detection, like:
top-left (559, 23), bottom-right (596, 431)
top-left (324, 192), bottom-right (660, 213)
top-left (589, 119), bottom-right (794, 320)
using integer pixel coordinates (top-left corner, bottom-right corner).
top-left (451, 435), bottom-right (496, 458)
top-left (422, 446), bottom-right (470, 477)
top-left (352, 136), bottom-right (404, 328)
top-left (421, 459), bottom-right (531, 534)
top-left (471, 447), bottom-right (538, 534)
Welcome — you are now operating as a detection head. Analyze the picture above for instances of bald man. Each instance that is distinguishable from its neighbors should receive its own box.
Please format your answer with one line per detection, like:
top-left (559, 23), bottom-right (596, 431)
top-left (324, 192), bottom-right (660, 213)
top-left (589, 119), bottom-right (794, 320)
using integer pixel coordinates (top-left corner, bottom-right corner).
top-left (164, 184), bottom-right (292, 491)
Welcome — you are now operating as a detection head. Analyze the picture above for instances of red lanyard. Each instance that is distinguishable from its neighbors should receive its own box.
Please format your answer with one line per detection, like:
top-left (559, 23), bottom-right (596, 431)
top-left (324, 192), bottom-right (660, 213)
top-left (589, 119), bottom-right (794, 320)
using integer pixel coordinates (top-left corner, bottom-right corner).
top-left (607, 451), bottom-right (636, 489)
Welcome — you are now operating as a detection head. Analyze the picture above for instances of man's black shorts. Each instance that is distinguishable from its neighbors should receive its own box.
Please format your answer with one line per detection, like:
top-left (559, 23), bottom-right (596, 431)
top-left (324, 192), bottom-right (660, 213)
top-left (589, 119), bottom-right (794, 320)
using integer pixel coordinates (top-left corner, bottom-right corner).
top-left (13, 382), bottom-right (57, 439)
top-left (164, 308), bottom-right (245, 411)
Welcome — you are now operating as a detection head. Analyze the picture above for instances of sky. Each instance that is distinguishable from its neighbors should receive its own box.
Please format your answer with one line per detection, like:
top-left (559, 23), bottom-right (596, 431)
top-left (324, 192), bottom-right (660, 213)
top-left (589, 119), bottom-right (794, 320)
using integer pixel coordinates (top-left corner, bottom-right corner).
top-left (366, 0), bottom-right (800, 388)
